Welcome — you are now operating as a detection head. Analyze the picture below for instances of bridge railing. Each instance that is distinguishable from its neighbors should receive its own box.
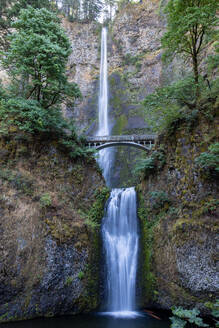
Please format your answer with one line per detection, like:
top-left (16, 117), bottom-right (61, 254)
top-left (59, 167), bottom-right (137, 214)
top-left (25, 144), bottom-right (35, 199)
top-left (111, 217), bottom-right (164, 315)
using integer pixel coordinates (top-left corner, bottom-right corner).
top-left (86, 134), bottom-right (156, 143)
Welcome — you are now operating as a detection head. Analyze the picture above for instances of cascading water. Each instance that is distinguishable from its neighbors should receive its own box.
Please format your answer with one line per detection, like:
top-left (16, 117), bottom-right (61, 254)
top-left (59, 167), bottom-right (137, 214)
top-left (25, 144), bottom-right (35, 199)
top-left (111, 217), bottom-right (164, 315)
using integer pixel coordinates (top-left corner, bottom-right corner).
top-left (98, 27), bottom-right (109, 137)
top-left (97, 27), bottom-right (113, 185)
top-left (102, 188), bottom-right (139, 317)
top-left (97, 28), bottom-right (139, 318)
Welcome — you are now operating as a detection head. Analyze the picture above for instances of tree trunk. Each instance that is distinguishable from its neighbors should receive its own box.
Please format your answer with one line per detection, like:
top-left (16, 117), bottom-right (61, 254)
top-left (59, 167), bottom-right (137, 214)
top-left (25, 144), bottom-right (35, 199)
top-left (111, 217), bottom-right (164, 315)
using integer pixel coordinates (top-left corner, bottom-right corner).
top-left (192, 53), bottom-right (199, 101)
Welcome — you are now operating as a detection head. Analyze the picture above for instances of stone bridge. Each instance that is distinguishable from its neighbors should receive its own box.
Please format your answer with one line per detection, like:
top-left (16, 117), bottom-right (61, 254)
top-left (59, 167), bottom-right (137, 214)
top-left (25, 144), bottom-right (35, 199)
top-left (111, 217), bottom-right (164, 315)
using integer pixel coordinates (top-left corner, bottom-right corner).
top-left (86, 134), bottom-right (157, 151)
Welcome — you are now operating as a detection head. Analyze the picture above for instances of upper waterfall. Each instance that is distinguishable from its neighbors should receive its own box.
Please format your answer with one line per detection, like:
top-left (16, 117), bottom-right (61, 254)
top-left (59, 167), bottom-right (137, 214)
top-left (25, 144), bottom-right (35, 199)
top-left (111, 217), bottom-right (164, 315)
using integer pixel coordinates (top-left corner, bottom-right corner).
top-left (98, 27), bottom-right (109, 137)
top-left (97, 27), bottom-right (114, 185)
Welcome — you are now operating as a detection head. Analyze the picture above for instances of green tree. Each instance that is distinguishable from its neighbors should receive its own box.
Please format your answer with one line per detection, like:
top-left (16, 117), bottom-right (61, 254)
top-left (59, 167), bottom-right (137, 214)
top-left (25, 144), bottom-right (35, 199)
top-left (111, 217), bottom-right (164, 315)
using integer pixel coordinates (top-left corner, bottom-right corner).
top-left (162, 0), bottom-right (218, 99)
top-left (3, 6), bottom-right (80, 109)
top-left (61, 0), bottom-right (81, 21)
top-left (0, 0), bottom-right (12, 49)
top-left (0, 0), bottom-right (53, 50)
top-left (82, 0), bottom-right (103, 22)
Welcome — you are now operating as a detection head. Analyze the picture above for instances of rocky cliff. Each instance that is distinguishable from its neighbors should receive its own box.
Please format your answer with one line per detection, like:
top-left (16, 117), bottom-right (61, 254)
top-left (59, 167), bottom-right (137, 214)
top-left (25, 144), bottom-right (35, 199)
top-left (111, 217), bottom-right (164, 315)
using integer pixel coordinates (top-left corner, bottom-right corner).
top-left (137, 100), bottom-right (218, 314)
top-left (0, 133), bottom-right (108, 323)
top-left (61, 1), bottom-right (166, 187)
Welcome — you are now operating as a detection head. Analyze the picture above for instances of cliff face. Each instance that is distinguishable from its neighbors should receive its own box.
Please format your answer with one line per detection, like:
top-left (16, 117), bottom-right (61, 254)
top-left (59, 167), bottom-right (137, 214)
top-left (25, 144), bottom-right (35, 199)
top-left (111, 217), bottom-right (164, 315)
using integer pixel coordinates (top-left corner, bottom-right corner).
top-left (62, 19), bottom-right (100, 134)
top-left (63, 1), bottom-right (165, 135)
top-left (60, 2), bottom-right (165, 187)
top-left (0, 134), bottom-right (108, 323)
top-left (137, 102), bottom-right (218, 313)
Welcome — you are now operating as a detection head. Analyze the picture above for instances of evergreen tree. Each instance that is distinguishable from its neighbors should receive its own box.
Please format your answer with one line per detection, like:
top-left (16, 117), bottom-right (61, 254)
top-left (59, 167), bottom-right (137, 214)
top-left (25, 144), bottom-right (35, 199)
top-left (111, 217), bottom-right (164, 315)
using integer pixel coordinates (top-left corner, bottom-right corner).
top-left (61, 0), bottom-right (81, 21)
top-left (0, 0), bottom-right (53, 50)
top-left (3, 7), bottom-right (80, 108)
top-left (82, 0), bottom-right (103, 22)
top-left (0, 0), bottom-right (12, 49)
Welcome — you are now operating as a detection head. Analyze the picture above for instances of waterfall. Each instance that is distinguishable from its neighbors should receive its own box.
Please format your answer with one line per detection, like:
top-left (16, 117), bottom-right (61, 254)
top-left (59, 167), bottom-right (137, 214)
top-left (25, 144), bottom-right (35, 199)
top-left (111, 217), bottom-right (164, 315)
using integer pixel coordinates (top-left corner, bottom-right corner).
top-left (97, 27), bottom-right (113, 185)
top-left (102, 188), bottom-right (139, 317)
top-left (97, 28), bottom-right (139, 318)
top-left (98, 27), bottom-right (109, 137)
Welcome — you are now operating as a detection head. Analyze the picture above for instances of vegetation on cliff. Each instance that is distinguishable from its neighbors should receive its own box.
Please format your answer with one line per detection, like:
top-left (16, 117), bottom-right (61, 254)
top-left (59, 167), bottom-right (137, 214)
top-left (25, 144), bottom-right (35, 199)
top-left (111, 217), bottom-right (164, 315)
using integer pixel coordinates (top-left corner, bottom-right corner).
top-left (143, 0), bottom-right (218, 134)
top-left (0, 6), bottom-right (97, 160)
top-left (0, 125), bottom-right (108, 322)
top-left (133, 0), bottom-right (219, 320)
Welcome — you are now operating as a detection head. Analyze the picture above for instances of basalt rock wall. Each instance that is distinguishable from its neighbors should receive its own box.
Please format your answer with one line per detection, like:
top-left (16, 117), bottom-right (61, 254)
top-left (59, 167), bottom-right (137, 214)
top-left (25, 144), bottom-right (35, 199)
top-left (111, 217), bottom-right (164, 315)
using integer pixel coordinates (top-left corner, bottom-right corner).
top-left (0, 134), bottom-right (109, 323)
top-left (137, 102), bottom-right (219, 314)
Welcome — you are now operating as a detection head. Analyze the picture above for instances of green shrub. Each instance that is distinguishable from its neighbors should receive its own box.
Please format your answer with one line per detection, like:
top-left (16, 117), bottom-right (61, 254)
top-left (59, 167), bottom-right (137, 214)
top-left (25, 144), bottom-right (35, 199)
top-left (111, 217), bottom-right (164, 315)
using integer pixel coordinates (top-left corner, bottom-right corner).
top-left (149, 191), bottom-right (171, 210)
top-left (0, 98), bottom-right (68, 136)
top-left (77, 271), bottom-right (84, 280)
top-left (81, 187), bottom-right (109, 230)
top-left (0, 169), bottom-right (34, 195)
top-left (65, 276), bottom-right (74, 286)
top-left (170, 307), bottom-right (209, 328)
top-left (40, 193), bottom-right (52, 208)
top-left (211, 300), bottom-right (219, 327)
top-left (142, 77), bottom-right (198, 133)
top-left (142, 75), bottom-right (218, 135)
top-left (133, 148), bottom-right (166, 178)
top-left (195, 143), bottom-right (219, 176)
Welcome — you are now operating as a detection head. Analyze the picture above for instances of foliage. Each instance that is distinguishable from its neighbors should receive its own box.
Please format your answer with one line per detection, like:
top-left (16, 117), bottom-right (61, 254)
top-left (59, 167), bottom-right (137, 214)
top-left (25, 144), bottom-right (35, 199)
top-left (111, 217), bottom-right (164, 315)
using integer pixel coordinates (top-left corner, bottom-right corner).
top-left (202, 199), bottom-right (219, 215)
top-left (211, 300), bottom-right (219, 319)
top-left (40, 193), bottom-right (52, 208)
top-left (208, 40), bottom-right (219, 72)
top-left (195, 143), bottom-right (219, 176)
top-left (0, 98), bottom-right (66, 135)
top-left (0, 97), bottom-right (93, 159)
top-left (83, 187), bottom-right (109, 230)
top-left (0, 7), bottom-right (89, 160)
top-left (149, 191), bottom-right (171, 210)
top-left (133, 148), bottom-right (166, 178)
top-left (2, 7), bottom-right (81, 109)
top-left (142, 76), bottom-right (203, 133)
top-left (0, 0), bottom-right (52, 50)
top-left (82, 0), bottom-right (103, 22)
top-left (211, 300), bottom-right (219, 328)
top-left (77, 271), bottom-right (85, 280)
top-left (170, 307), bottom-right (209, 328)
top-left (170, 317), bottom-right (187, 328)
top-left (0, 168), bottom-right (34, 195)
top-left (204, 300), bottom-right (219, 327)
top-left (65, 276), bottom-right (74, 286)
top-left (162, 0), bottom-right (218, 93)
top-left (57, 0), bottom-right (103, 22)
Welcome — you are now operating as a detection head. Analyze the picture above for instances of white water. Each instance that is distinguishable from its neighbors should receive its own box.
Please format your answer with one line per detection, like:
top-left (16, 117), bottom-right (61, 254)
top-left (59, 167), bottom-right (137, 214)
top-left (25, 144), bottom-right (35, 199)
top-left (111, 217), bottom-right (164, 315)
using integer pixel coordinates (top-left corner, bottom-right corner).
top-left (102, 188), bottom-right (139, 318)
top-left (97, 27), bottom-right (113, 185)
top-left (97, 28), bottom-right (139, 318)
top-left (98, 27), bottom-right (109, 136)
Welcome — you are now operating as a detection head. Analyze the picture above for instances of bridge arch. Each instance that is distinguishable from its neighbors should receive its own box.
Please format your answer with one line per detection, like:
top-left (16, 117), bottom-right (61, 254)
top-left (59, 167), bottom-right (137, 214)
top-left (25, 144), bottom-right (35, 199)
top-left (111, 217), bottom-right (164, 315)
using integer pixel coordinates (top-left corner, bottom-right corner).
top-left (86, 134), bottom-right (156, 152)
top-left (95, 141), bottom-right (151, 151)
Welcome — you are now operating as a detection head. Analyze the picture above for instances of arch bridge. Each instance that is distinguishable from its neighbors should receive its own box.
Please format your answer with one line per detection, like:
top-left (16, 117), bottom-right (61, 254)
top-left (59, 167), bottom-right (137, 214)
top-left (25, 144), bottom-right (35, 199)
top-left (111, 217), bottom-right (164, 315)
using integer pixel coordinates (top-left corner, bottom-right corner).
top-left (86, 134), bottom-right (157, 151)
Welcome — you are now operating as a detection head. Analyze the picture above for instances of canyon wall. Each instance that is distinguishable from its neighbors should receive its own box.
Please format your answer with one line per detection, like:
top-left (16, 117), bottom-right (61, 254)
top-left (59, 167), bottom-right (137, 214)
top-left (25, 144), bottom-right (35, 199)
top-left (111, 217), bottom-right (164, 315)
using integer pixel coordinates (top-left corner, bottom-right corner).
top-left (137, 102), bottom-right (218, 314)
top-left (0, 134), bottom-right (109, 322)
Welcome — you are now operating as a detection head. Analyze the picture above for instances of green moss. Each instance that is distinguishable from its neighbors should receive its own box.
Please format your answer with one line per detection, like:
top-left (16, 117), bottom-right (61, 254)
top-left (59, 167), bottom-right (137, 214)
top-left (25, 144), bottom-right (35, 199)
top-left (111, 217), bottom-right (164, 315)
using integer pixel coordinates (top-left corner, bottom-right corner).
top-left (0, 168), bottom-right (34, 196)
top-left (72, 187), bottom-right (110, 312)
top-left (40, 193), bottom-right (52, 208)
top-left (78, 271), bottom-right (85, 280)
top-left (84, 187), bottom-right (110, 229)
top-left (112, 115), bottom-right (128, 135)
top-left (0, 312), bottom-right (9, 322)
top-left (137, 192), bottom-right (157, 304)
top-left (65, 276), bottom-right (74, 286)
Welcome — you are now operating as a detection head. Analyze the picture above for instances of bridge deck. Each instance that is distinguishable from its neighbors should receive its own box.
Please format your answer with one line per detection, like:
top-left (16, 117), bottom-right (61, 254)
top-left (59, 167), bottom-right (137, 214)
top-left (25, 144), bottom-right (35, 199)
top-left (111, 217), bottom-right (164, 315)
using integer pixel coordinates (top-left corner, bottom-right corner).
top-left (85, 134), bottom-right (157, 151)
top-left (86, 134), bottom-right (156, 143)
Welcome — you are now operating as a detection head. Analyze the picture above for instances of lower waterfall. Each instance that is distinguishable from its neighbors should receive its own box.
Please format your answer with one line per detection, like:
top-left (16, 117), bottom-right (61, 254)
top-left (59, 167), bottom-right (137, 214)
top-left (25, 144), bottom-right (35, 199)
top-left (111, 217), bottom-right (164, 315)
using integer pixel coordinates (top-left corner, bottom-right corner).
top-left (102, 187), bottom-right (139, 317)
